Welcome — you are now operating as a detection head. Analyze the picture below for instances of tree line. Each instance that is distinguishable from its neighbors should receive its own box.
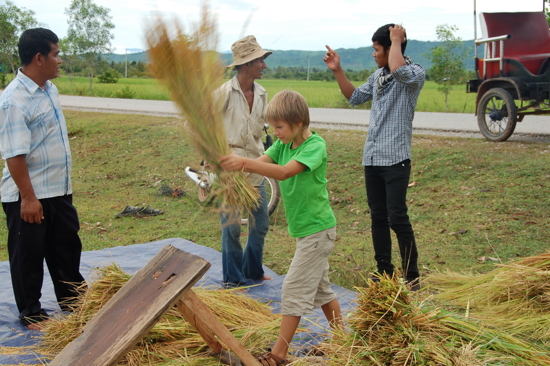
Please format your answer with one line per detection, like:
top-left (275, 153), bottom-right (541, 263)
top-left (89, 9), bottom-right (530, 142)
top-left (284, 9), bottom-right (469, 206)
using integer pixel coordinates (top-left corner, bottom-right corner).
top-left (1, 0), bottom-right (478, 106)
top-left (1, 0), bottom-right (114, 93)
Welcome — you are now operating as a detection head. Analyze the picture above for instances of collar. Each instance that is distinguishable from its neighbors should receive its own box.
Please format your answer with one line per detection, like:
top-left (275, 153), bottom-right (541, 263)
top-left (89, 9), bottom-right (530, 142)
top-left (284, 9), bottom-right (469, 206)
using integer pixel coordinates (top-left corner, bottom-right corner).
top-left (230, 75), bottom-right (266, 96)
top-left (16, 68), bottom-right (48, 94)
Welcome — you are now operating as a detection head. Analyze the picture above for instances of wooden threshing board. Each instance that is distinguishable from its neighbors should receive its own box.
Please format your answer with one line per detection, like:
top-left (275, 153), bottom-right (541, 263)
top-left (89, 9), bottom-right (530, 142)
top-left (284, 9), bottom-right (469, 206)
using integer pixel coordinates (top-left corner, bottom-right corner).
top-left (49, 245), bottom-right (259, 366)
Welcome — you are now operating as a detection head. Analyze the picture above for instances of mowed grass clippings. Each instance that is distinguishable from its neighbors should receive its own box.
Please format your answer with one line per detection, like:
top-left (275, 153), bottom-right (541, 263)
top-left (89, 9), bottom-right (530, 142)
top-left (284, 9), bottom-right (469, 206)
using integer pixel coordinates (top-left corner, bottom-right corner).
top-left (0, 111), bottom-right (549, 292)
top-left (39, 264), bottom-right (282, 365)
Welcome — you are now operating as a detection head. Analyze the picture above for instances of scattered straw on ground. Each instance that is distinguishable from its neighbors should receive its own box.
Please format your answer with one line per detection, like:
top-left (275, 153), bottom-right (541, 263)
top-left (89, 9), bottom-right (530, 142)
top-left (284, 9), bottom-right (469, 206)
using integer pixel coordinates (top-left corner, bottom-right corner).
top-left (427, 252), bottom-right (550, 346)
top-left (38, 264), bottom-right (282, 365)
top-left (312, 275), bottom-right (550, 366)
top-left (6, 254), bottom-right (550, 365)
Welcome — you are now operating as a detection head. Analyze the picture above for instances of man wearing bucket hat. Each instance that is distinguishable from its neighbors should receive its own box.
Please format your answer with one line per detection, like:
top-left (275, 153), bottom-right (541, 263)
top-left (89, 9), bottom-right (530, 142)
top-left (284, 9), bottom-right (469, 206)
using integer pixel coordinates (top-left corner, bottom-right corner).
top-left (216, 35), bottom-right (273, 288)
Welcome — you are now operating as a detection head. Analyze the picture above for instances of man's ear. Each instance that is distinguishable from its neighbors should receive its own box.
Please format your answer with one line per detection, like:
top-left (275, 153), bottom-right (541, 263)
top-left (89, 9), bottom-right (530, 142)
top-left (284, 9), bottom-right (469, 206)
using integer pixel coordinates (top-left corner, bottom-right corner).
top-left (34, 53), bottom-right (44, 66)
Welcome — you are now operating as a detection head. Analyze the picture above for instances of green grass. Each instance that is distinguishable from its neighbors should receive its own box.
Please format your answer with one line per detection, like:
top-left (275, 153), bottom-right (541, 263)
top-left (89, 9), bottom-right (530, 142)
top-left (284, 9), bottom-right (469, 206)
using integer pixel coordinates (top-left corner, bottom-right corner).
top-left (49, 75), bottom-right (477, 113)
top-left (1, 111), bottom-right (548, 291)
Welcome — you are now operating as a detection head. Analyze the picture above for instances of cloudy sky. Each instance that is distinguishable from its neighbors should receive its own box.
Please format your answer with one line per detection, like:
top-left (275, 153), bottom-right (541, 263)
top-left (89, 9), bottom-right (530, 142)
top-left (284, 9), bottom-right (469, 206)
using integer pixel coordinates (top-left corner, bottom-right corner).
top-left (8, 0), bottom-right (546, 54)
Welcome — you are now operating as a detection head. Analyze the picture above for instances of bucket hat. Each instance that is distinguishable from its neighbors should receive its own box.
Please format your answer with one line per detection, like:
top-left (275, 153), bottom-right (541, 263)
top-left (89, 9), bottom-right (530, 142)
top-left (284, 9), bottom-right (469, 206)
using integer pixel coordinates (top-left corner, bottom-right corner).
top-left (227, 35), bottom-right (272, 69)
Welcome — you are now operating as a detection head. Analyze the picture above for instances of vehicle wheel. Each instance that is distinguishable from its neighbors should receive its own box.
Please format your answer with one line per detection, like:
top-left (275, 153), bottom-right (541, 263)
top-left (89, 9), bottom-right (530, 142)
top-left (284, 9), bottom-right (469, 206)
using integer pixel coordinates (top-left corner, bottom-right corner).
top-left (477, 88), bottom-right (517, 142)
top-left (241, 177), bottom-right (280, 225)
top-left (265, 177), bottom-right (280, 216)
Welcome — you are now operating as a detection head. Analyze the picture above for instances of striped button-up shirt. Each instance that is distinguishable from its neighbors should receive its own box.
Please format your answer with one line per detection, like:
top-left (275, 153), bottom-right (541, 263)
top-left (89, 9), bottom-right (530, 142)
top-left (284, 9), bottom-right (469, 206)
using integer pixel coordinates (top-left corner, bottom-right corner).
top-left (349, 63), bottom-right (425, 166)
top-left (0, 70), bottom-right (72, 202)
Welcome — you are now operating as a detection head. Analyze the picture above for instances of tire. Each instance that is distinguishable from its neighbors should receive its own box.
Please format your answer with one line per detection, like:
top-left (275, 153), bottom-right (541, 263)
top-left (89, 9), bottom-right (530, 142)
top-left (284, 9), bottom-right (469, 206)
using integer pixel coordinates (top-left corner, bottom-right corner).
top-left (477, 88), bottom-right (517, 142)
top-left (241, 176), bottom-right (280, 225)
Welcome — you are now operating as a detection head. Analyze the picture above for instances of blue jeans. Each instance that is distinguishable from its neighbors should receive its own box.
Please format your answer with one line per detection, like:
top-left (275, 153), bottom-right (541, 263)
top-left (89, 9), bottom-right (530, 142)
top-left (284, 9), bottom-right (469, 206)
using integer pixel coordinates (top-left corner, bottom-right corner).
top-left (364, 160), bottom-right (419, 282)
top-left (220, 182), bottom-right (269, 287)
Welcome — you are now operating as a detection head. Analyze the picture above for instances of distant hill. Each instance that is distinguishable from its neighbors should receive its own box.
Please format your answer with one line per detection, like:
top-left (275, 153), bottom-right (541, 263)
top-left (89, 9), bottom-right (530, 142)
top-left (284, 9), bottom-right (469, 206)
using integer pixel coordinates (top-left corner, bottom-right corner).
top-left (103, 39), bottom-right (477, 71)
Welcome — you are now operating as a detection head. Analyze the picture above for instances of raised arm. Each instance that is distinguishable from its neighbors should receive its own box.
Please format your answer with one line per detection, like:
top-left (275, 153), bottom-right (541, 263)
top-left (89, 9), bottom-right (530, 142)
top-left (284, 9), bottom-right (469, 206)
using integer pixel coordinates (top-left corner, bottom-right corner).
top-left (388, 25), bottom-right (407, 72)
top-left (220, 153), bottom-right (306, 181)
top-left (324, 45), bottom-right (356, 99)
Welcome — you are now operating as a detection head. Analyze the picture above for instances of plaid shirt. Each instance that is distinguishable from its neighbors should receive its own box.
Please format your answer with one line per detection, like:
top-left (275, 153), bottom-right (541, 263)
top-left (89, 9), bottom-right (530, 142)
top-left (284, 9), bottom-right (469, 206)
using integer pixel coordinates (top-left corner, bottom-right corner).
top-left (349, 63), bottom-right (425, 166)
top-left (0, 70), bottom-right (72, 202)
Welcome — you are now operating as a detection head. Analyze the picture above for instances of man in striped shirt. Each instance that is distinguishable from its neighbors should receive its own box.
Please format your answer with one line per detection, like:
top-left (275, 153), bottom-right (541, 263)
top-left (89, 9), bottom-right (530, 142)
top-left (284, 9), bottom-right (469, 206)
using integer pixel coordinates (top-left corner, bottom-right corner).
top-left (324, 24), bottom-right (425, 289)
top-left (0, 28), bottom-right (85, 330)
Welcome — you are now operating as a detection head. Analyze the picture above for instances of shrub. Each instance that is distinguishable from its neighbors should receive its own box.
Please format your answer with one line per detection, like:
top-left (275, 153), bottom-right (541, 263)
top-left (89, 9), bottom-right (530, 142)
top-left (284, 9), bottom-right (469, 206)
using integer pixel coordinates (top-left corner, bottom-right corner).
top-left (98, 69), bottom-right (120, 84)
top-left (74, 86), bottom-right (88, 96)
top-left (112, 86), bottom-right (136, 99)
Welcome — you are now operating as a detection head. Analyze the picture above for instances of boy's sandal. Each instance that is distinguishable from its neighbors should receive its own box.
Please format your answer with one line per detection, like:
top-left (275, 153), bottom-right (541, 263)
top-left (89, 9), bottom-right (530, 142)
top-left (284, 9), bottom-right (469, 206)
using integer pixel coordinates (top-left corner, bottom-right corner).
top-left (138, 206), bottom-right (164, 216)
top-left (115, 205), bottom-right (143, 218)
top-left (257, 351), bottom-right (288, 366)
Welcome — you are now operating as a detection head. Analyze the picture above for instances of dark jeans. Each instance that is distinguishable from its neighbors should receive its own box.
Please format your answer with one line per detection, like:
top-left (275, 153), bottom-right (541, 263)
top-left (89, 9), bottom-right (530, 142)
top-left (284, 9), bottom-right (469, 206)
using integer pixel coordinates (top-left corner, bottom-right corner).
top-left (3, 195), bottom-right (85, 325)
top-left (364, 160), bottom-right (419, 281)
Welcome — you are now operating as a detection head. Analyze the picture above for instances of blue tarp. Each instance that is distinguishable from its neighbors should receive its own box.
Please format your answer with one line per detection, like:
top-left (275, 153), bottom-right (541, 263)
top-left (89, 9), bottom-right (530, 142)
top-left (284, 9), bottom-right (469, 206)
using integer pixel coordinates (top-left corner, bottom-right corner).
top-left (0, 238), bottom-right (357, 364)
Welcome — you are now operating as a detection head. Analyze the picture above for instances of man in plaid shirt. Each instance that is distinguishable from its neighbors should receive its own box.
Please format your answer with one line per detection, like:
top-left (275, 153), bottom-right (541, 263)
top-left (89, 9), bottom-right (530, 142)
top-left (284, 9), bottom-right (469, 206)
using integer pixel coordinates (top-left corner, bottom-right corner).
top-left (324, 24), bottom-right (425, 289)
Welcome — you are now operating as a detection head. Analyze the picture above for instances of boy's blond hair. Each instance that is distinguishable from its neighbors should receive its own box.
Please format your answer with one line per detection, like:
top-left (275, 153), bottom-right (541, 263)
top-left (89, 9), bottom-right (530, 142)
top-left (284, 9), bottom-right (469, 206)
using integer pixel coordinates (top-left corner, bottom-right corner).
top-left (265, 90), bottom-right (310, 128)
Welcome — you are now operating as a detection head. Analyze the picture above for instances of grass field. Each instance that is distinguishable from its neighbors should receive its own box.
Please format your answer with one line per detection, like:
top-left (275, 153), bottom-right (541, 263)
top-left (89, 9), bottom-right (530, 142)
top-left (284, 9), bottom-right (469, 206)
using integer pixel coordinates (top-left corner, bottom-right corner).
top-left (0, 110), bottom-right (547, 291)
top-left (48, 75), bottom-right (477, 113)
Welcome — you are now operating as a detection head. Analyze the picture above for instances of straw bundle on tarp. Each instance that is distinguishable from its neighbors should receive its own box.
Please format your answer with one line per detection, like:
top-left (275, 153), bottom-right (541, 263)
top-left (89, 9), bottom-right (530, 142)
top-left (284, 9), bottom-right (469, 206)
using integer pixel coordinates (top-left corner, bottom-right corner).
top-left (426, 252), bottom-right (550, 345)
top-left (312, 276), bottom-right (550, 366)
top-left (39, 264), bottom-right (281, 365)
top-left (144, 3), bottom-right (259, 213)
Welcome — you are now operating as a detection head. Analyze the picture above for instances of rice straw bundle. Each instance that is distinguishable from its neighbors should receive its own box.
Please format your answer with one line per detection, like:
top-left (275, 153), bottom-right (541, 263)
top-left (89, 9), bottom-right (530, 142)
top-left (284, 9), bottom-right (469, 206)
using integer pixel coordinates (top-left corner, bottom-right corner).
top-left (39, 264), bottom-right (281, 365)
top-left (314, 276), bottom-right (550, 365)
top-left (426, 252), bottom-right (550, 345)
top-left (144, 3), bottom-right (259, 213)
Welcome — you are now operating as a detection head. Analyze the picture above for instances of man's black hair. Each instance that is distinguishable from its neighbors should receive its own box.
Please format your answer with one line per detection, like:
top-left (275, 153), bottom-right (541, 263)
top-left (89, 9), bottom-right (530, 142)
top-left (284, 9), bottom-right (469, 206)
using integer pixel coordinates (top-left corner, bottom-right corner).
top-left (372, 23), bottom-right (407, 54)
top-left (18, 28), bottom-right (59, 66)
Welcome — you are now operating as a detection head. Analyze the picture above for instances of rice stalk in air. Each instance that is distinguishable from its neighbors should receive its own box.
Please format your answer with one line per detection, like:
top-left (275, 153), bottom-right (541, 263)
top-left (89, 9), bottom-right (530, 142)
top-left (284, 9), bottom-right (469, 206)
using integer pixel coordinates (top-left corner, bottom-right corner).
top-left (144, 3), bottom-right (259, 215)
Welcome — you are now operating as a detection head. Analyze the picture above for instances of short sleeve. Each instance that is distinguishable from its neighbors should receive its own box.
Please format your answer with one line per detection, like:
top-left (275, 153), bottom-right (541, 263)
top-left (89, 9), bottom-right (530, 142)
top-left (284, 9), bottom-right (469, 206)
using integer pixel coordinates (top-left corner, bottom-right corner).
top-left (0, 102), bottom-right (31, 159)
top-left (292, 137), bottom-right (325, 172)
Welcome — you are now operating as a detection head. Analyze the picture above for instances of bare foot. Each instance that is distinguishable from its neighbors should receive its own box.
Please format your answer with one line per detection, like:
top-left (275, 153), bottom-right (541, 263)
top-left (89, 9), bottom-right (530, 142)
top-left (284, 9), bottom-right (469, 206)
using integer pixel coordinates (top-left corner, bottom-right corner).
top-left (231, 287), bottom-right (247, 293)
top-left (261, 275), bottom-right (273, 280)
top-left (26, 320), bottom-right (48, 331)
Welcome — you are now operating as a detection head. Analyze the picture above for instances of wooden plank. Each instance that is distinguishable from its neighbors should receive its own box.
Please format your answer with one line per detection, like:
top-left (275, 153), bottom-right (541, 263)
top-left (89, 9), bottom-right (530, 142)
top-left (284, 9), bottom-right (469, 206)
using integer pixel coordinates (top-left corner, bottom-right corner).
top-left (178, 290), bottom-right (261, 366)
top-left (175, 292), bottom-right (223, 354)
top-left (49, 245), bottom-right (210, 366)
top-left (176, 297), bottom-right (244, 366)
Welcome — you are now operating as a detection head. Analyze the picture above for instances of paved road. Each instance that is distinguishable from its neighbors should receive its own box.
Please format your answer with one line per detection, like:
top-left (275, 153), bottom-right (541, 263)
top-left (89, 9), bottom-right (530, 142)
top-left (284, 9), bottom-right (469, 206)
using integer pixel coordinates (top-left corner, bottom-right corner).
top-left (2, 92), bottom-right (549, 140)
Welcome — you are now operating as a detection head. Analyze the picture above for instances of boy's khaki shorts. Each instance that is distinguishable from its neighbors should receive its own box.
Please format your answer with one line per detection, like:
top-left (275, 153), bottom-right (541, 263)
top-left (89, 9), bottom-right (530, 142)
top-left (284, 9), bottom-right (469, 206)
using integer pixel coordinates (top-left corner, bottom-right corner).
top-left (281, 226), bottom-right (337, 316)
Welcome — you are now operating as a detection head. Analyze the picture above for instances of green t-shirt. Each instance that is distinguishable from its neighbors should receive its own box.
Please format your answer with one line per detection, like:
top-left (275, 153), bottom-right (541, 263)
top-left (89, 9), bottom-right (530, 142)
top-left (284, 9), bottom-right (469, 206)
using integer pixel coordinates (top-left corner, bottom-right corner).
top-left (265, 131), bottom-right (336, 238)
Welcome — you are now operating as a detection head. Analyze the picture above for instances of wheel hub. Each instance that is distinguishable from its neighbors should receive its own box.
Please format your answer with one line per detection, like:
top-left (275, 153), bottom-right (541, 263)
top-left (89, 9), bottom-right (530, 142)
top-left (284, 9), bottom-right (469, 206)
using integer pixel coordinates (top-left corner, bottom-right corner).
top-left (489, 109), bottom-right (504, 121)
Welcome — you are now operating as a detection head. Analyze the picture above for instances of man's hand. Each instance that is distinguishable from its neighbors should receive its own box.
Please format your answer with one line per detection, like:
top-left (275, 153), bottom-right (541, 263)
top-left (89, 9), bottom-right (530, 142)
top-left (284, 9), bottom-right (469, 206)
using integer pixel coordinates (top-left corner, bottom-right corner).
top-left (323, 45), bottom-right (342, 71)
top-left (6, 155), bottom-right (44, 224)
top-left (389, 25), bottom-right (407, 45)
top-left (219, 153), bottom-right (244, 172)
top-left (20, 196), bottom-right (43, 224)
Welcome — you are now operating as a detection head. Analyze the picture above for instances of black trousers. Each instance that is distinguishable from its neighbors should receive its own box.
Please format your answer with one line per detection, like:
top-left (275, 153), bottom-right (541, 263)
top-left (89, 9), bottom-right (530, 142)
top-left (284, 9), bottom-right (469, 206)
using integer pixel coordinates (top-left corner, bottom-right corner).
top-left (364, 161), bottom-right (419, 281)
top-left (3, 195), bottom-right (85, 324)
